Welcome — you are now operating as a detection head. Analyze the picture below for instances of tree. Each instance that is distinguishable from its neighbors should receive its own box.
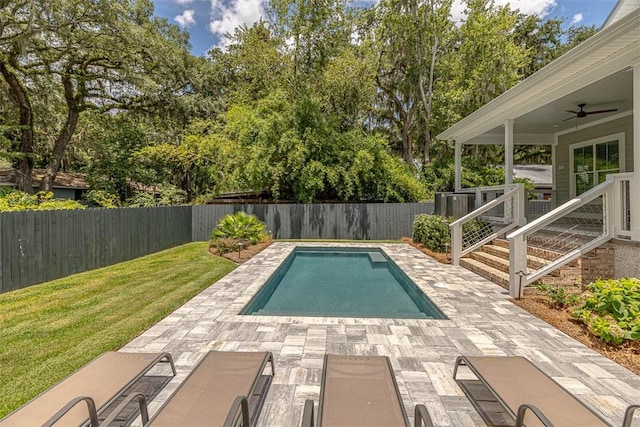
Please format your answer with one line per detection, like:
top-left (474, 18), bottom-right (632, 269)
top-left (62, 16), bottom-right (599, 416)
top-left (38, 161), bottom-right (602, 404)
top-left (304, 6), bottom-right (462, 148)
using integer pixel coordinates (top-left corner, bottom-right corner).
top-left (86, 117), bottom-right (149, 201)
top-left (369, 0), bottom-right (453, 167)
top-left (268, 0), bottom-right (352, 92)
top-left (221, 90), bottom-right (426, 202)
top-left (136, 120), bottom-right (231, 201)
top-left (222, 21), bottom-right (290, 104)
top-left (0, 0), bottom-right (193, 193)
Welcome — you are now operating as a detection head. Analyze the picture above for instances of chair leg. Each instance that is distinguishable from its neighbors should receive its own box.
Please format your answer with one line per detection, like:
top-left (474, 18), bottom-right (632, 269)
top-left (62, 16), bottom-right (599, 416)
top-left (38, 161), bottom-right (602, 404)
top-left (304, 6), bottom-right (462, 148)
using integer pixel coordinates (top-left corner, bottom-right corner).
top-left (414, 404), bottom-right (434, 427)
top-left (622, 404), bottom-right (640, 427)
top-left (301, 400), bottom-right (315, 427)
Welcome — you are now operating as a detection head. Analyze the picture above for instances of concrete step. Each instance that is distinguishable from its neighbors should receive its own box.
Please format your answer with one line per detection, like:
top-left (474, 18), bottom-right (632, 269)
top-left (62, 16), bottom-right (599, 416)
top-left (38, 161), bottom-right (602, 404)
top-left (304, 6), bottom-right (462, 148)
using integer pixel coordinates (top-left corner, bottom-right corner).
top-left (460, 258), bottom-right (509, 289)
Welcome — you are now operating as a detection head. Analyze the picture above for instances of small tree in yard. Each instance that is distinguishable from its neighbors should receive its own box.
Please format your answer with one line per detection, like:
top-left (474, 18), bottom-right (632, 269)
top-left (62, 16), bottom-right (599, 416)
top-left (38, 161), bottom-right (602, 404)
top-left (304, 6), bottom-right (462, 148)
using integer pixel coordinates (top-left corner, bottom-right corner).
top-left (210, 212), bottom-right (270, 254)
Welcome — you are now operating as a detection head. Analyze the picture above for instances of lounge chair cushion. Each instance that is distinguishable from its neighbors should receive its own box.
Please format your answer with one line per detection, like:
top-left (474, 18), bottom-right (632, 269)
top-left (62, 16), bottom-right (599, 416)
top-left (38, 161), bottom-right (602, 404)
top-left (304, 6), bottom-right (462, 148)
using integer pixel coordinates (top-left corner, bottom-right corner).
top-left (320, 355), bottom-right (408, 427)
top-left (460, 356), bottom-right (608, 427)
top-left (0, 352), bottom-right (171, 426)
top-left (148, 351), bottom-right (271, 426)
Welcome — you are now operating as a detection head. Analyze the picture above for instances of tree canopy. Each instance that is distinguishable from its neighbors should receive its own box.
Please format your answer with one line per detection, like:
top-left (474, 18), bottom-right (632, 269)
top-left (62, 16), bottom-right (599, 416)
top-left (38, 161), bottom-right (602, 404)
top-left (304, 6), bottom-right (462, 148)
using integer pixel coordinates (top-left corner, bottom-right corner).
top-left (0, 0), bottom-right (596, 203)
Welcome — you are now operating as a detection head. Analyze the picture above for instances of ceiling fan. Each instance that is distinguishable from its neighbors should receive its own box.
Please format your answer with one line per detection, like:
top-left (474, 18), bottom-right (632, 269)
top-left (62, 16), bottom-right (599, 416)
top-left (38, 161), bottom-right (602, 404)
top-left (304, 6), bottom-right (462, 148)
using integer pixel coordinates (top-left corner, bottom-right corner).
top-left (562, 103), bottom-right (618, 122)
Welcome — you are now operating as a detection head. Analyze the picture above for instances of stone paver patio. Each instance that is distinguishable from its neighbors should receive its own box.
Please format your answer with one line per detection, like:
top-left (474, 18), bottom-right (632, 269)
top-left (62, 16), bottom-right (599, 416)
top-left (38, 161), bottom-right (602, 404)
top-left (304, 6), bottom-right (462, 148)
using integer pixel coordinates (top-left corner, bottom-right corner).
top-left (122, 242), bottom-right (640, 426)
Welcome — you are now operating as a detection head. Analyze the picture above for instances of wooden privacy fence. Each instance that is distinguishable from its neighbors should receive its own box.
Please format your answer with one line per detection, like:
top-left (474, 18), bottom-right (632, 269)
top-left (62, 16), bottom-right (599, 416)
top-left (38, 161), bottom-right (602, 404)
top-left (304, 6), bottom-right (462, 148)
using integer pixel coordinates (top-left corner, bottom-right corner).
top-left (0, 207), bottom-right (192, 293)
top-left (192, 202), bottom-right (435, 241)
top-left (1, 202), bottom-right (434, 292)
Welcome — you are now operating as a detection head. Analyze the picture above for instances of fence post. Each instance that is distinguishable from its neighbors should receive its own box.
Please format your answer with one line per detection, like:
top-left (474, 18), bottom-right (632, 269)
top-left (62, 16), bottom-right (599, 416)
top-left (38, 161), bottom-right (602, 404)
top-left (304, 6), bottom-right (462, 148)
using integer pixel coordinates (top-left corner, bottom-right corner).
top-left (451, 222), bottom-right (462, 266)
top-left (515, 184), bottom-right (527, 227)
top-left (604, 180), bottom-right (615, 238)
top-left (509, 234), bottom-right (527, 298)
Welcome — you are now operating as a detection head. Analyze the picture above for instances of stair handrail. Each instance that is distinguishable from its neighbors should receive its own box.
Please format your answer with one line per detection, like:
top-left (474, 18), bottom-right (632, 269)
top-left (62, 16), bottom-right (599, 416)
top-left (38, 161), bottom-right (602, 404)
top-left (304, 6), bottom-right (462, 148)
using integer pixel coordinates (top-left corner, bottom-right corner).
top-left (450, 184), bottom-right (526, 266)
top-left (506, 178), bottom-right (615, 298)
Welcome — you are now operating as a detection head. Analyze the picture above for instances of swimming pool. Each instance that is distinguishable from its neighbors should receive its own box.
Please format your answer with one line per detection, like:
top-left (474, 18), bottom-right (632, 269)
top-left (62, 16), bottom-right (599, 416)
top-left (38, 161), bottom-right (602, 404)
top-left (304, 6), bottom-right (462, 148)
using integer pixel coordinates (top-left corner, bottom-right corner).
top-left (241, 247), bottom-right (445, 319)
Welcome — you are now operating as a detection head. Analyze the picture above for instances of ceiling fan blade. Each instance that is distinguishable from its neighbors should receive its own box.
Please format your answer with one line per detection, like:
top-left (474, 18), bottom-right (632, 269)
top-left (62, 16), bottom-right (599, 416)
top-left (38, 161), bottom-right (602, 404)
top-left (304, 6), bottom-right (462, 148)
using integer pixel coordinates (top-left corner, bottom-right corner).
top-left (565, 110), bottom-right (579, 114)
top-left (585, 109), bottom-right (618, 115)
top-left (562, 116), bottom-right (577, 122)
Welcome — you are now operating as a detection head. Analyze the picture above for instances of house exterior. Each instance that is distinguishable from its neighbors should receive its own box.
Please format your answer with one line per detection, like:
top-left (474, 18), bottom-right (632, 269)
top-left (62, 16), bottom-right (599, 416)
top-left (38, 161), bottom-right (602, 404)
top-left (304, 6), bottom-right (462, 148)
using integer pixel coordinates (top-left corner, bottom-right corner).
top-left (437, 0), bottom-right (640, 296)
top-left (0, 169), bottom-right (90, 200)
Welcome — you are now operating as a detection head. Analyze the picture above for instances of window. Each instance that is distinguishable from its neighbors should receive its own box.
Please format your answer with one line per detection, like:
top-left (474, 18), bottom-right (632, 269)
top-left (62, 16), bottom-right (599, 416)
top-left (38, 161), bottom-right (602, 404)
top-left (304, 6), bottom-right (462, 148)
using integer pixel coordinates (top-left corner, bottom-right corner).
top-left (570, 133), bottom-right (625, 196)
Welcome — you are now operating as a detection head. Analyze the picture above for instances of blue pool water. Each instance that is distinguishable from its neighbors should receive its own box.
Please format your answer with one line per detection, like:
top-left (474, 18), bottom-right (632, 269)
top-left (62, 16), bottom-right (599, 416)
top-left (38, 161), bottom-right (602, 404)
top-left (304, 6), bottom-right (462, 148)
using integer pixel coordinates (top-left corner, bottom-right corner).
top-left (241, 247), bottom-right (445, 319)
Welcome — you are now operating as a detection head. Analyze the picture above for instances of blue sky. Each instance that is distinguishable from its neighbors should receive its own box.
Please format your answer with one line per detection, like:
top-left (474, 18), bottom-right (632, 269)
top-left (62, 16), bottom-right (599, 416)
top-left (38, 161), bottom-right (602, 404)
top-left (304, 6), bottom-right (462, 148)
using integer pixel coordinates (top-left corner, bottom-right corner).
top-left (151, 0), bottom-right (619, 57)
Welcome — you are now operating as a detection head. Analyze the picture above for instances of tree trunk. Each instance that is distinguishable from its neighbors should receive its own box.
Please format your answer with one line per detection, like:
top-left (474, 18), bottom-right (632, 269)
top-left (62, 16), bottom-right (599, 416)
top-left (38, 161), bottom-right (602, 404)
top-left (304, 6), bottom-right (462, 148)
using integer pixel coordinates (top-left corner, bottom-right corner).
top-left (40, 73), bottom-right (81, 193)
top-left (41, 109), bottom-right (79, 192)
top-left (0, 61), bottom-right (35, 193)
top-left (401, 119), bottom-right (414, 166)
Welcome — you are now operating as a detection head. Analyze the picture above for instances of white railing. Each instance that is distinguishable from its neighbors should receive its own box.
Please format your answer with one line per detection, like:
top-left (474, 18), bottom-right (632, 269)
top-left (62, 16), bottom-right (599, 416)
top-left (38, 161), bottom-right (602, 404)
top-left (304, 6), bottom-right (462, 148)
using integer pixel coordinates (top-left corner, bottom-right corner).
top-left (506, 176), bottom-right (621, 298)
top-left (450, 184), bottom-right (526, 265)
top-left (612, 173), bottom-right (633, 238)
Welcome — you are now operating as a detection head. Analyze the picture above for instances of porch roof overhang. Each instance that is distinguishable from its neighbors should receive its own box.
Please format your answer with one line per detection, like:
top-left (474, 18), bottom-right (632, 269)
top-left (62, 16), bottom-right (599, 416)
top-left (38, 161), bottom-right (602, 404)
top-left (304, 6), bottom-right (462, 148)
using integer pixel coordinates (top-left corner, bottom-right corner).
top-left (437, 7), bottom-right (640, 145)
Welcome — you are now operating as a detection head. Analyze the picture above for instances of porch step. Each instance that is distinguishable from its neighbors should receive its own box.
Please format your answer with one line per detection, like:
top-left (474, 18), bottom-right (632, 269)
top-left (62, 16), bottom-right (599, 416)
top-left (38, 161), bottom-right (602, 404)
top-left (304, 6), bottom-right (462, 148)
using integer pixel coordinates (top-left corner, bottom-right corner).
top-left (468, 251), bottom-right (509, 274)
top-left (479, 244), bottom-right (550, 271)
top-left (460, 258), bottom-right (510, 289)
top-left (491, 239), bottom-right (578, 267)
top-left (461, 238), bottom-right (584, 288)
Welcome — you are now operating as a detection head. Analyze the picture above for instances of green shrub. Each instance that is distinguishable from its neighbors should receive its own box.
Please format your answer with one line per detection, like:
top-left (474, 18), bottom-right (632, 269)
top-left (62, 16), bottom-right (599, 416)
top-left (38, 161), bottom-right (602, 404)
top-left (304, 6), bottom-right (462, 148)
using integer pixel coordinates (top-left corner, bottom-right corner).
top-left (533, 282), bottom-right (581, 308)
top-left (211, 212), bottom-right (269, 245)
top-left (0, 190), bottom-right (84, 211)
top-left (572, 278), bottom-right (640, 345)
top-left (412, 214), bottom-right (451, 252)
top-left (84, 190), bottom-right (120, 208)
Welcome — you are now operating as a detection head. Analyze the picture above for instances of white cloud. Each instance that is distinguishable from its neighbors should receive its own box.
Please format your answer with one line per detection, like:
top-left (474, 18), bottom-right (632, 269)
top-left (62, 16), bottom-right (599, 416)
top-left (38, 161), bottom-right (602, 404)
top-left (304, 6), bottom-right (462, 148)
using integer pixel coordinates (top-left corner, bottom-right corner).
top-left (174, 0), bottom-right (194, 5)
top-left (571, 13), bottom-right (583, 24)
top-left (208, 0), bottom-right (265, 47)
top-left (451, 0), bottom-right (557, 22)
top-left (175, 9), bottom-right (196, 28)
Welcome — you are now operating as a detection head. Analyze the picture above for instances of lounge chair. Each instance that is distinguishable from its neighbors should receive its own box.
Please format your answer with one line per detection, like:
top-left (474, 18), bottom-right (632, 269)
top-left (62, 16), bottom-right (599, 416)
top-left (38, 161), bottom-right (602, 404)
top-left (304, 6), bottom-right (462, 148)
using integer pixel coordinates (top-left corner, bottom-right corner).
top-left (454, 355), bottom-right (640, 427)
top-left (104, 351), bottom-right (275, 427)
top-left (301, 354), bottom-right (434, 427)
top-left (0, 351), bottom-right (175, 427)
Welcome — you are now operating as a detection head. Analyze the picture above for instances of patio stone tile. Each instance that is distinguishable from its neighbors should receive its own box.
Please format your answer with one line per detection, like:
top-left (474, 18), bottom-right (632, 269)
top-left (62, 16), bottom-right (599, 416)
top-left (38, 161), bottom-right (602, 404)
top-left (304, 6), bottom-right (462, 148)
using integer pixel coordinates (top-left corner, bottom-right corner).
top-left (121, 242), bottom-right (640, 427)
top-left (574, 362), bottom-right (618, 378)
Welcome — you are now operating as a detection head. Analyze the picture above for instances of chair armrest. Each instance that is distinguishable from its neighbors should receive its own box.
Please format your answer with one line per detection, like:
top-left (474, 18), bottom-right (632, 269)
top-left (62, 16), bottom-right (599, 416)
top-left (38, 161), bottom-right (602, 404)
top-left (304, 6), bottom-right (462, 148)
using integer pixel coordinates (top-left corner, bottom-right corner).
top-left (622, 404), bottom-right (640, 427)
top-left (515, 403), bottom-right (553, 427)
top-left (42, 396), bottom-right (99, 427)
top-left (223, 396), bottom-right (250, 427)
top-left (99, 392), bottom-right (149, 426)
top-left (414, 404), bottom-right (434, 427)
top-left (301, 399), bottom-right (315, 427)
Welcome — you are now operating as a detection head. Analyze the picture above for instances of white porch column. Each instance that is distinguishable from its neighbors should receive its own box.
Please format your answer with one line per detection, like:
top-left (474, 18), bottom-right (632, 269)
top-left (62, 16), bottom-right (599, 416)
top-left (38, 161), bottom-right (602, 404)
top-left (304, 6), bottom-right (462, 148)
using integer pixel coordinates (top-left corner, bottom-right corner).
top-left (631, 65), bottom-right (640, 240)
top-left (505, 119), bottom-right (514, 185)
top-left (454, 141), bottom-right (462, 191)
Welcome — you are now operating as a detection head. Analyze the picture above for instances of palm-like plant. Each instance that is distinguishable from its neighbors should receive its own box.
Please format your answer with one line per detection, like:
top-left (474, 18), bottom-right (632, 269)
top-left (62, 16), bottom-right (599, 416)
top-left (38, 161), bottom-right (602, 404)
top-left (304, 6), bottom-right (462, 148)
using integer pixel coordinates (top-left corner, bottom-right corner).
top-left (211, 212), bottom-right (268, 244)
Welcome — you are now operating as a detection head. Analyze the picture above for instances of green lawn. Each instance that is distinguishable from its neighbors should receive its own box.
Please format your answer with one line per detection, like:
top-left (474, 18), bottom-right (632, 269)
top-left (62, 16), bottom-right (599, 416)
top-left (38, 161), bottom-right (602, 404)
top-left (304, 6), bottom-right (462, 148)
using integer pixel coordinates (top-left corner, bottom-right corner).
top-left (0, 242), bottom-right (236, 417)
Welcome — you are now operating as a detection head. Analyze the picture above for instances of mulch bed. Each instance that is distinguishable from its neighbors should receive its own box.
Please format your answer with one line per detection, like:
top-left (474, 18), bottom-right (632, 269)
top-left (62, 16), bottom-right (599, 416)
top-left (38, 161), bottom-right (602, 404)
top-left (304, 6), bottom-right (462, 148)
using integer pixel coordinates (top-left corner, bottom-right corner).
top-left (401, 237), bottom-right (451, 264)
top-left (209, 240), bottom-right (273, 263)
top-left (512, 287), bottom-right (640, 376)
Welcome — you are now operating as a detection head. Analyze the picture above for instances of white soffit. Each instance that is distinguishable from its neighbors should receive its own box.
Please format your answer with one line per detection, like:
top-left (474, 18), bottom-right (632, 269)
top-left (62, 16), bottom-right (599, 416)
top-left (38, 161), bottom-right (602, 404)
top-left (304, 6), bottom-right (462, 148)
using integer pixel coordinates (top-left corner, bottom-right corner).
top-left (437, 7), bottom-right (640, 143)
